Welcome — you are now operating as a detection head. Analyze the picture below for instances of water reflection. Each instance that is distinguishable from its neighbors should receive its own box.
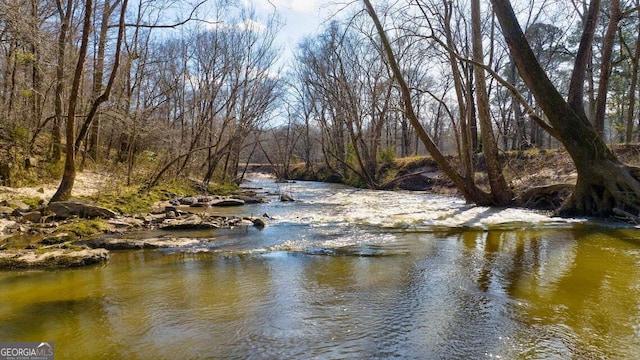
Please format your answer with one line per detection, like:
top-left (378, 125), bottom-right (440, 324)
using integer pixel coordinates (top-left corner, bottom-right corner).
top-left (1, 179), bottom-right (640, 358)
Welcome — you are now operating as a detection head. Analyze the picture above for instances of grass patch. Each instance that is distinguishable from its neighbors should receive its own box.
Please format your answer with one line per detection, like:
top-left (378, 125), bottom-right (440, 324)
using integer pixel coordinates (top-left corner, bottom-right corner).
top-left (207, 183), bottom-right (240, 196)
top-left (79, 177), bottom-right (241, 215)
top-left (14, 196), bottom-right (42, 208)
top-left (56, 219), bottom-right (111, 239)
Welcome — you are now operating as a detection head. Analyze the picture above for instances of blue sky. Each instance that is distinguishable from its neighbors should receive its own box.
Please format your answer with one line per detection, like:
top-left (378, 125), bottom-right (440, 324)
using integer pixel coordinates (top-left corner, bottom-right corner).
top-left (242, 0), bottom-right (338, 58)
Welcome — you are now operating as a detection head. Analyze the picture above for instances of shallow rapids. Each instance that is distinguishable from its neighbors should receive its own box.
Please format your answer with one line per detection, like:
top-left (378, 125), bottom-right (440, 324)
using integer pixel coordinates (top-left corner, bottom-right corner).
top-left (1, 175), bottom-right (639, 359)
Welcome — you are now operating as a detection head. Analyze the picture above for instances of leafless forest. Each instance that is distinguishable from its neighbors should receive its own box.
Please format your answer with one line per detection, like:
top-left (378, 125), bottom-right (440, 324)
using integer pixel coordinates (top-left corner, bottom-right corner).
top-left (2, 0), bottom-right (640, 217)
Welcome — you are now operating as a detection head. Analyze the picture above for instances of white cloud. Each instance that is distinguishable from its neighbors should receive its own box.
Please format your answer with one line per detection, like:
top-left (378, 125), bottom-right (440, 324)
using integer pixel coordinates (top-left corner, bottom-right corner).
top-left (237, 18), bottom-right (267, 32)
top-left (287, 0), bottom-right (323, 14)
top-left (244, 0), bottom-right (323, 15)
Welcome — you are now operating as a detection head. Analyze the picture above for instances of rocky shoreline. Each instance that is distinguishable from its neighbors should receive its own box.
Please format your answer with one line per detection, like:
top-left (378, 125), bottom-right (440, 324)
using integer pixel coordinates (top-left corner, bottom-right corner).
top-left (0, 192), bottom-right (272, 269)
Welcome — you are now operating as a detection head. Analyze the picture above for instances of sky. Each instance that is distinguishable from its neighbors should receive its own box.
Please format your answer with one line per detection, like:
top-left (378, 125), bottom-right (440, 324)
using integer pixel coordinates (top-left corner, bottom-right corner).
top-left (241, 0), bottom-right (342, 61)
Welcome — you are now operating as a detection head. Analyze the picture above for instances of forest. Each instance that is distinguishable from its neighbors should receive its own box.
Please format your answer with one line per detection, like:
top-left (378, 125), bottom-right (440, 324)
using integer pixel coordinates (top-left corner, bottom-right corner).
top-left (2, 0), bottom-right (640, 219)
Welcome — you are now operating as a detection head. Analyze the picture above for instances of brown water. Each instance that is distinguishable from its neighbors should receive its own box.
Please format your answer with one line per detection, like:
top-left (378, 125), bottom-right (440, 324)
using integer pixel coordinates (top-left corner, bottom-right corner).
top-left (1, 177), bottom-right (640, 359)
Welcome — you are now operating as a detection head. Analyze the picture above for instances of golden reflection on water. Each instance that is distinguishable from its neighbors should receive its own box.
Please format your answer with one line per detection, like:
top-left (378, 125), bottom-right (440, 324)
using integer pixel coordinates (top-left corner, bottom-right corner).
top-left (0, 228), bottom-right (639, 358)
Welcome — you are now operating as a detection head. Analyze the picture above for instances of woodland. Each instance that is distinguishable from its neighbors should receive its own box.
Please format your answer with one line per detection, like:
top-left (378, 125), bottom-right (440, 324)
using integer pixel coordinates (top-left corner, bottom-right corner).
top-left (2, 0), bottom-right (640, 219)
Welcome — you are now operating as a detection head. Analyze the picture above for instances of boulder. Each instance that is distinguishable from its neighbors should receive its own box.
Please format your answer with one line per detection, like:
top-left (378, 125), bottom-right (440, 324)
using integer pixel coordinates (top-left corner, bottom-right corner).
top-left (21, 211), bottom-right (42, 223)
top-left (251, 217), bottom-right (267, 228)
top-left (232, 195), bottom-right (266, 204)
top-left (211, 198), bottom-right (245, 207)
top-left (160, 215), bottom-right (221, 230)
top-left (179, 196), bottom-right (199, 206)
top-left (48, 201), bottom-right (118, 219)
top-left (280, 193), bottom-right (295, 202)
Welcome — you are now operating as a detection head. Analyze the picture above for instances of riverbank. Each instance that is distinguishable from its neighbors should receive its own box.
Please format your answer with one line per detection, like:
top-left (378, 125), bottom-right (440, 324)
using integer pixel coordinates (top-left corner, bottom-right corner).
top-left (0, 177), bottom-right (271, 269)
top-left (2, 145), bottom-right (640, 269)
top-left (288, 145), bottom-right (640, 210)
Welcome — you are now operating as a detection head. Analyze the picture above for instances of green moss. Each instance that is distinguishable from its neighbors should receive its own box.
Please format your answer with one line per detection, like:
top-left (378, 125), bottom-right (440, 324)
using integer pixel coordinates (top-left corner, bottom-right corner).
top-left (14, 196), bottom-right (41, 208)
top-left (79, 176), bottom-right (240, 215)
top-left (57, 219), bottom-right (110, 238)
top-left (208, 183), bottom-right (240, 196)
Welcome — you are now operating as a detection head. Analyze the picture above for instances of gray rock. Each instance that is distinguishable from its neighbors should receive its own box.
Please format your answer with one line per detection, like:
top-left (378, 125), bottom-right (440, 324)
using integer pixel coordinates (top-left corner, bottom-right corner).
top-left (211, 198), bottom-right (245, 207)
top-left (21, 211), bottom-right (42, 223)
top-left (251, 217), bottom-right (267, 228)
top-left (280, 193), bottom-right (295, 202)
top-left (40, 232), bottom-right (72, 245)
top-left (144, 213), bottom-right (168, 224)
top-left (160, 215), bottom-right (220, 230)
top-left (232, 195), bottom-right (266, 204)
top-left (2, 199), bottom-right (30, 211)
top-left (197, 196), bottom-right (215, 203)
top-left (179, 196), bottom-right (199, 206)
top-left (0, 206), bottom-right (14, 215)
top-left (48, 201), bottom-right (117, 219)
top-left (83, 237), bottom-right (200, 250)
top-left (0, 248), bottom-right (108, 268)
top-left (107, 217), bottom-right (144, 229)
top-left (189, 202), bottom-right (211, 208)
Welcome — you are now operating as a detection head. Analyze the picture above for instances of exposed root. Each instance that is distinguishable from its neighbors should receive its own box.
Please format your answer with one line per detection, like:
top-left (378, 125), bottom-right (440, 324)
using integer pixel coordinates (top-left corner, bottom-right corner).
top-left (558, 162), bottom-right (640, 221)
top-left (613, 208), bottom-right (640, 224)
top-left (516, 183), bottom-right (573, 210)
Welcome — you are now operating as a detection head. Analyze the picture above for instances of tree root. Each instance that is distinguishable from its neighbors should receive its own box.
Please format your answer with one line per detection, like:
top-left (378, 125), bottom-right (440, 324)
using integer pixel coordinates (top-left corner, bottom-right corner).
top-left (558, 162), bottom-right (640, 221)
top-left (516, 183), bottom-right (573, 210)
top-left (612, 208), bottom-right (640, 224)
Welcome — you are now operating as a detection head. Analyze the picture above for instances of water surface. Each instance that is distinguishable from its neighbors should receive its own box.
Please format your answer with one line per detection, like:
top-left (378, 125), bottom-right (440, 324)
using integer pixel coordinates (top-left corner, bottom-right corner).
top-left (1, 176), bottom-right (639, 359)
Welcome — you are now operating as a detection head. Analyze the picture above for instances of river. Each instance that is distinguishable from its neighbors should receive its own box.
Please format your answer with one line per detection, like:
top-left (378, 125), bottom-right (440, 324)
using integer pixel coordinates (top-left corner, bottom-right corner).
top-left (1, 175), bottom-right (640, 359)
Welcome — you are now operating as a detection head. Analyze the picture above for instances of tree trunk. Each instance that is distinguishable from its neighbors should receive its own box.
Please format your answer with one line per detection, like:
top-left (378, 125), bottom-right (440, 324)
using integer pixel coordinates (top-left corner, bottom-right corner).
top-left (51, 0), bottom-right (73, 164)
top-left (491, 0), bottom-right (640, 218)
top-left (593, 0), bottom-right (620, 139)
top-left (363, 0), bottom-right (495, 206)
top-left (625, 7), bottom-right (640, 143)
top-left (76, 0), bottom-right (126, 156)
top-left (442, 0), bottom-right (474, 180)
top-left (50, 0), bottom-right (93, 202)
top-left (471, 0), bottom-right (513, 204)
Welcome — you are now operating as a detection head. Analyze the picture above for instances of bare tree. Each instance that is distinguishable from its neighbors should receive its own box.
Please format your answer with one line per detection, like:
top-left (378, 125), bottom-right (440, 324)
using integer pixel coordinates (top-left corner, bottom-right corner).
top-left (50, 0), bottom-right (94, 202)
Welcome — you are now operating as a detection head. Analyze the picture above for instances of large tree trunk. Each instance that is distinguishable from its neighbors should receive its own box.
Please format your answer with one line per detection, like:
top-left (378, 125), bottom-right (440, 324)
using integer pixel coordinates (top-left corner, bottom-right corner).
top-left (491, 0), bottom-right (640, 218)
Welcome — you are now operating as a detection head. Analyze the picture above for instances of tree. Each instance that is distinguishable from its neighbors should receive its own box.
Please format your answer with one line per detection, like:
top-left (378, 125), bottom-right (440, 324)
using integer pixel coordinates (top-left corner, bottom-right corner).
top-left (363, 0), bottom-right (513, 205)
top-left (50, 0), bottom-right (94, 202)
top-left (623, 3), bottom-right (640, 142)
top-left (491, 0), bottom-right (640, 218)
top-left (470, 0), bottom-right (513, 204)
